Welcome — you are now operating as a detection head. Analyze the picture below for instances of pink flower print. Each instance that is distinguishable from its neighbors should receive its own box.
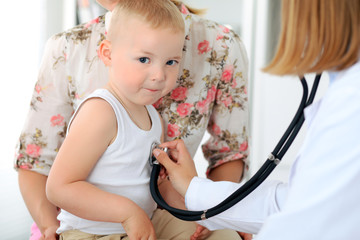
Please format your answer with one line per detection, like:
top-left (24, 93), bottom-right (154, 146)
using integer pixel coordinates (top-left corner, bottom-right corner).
top-left (19, 163), bottom-right (32, 170)
top-left (50, 114), bottom-right (65, 127)
top-left (216, 89), bottom-right (223, 102)
top-left (221, 65), bottom-right (234, 83)
top-left (26, 144), bottom-right (41, 158)
top-left (197, 40), bottom-right (211, 54)
top-left (30, 222), bottom-right (42, 240)
top-left (181, 4), bottom-right (190, 14)
top-left (206, 86), bottom-right (217, 103)
top-left (212, 123), bottom-right (221, 135)
top-left (232, 153), bottom-right (244, 160)
top-left (216, 159), bottom-right (225, 166)
top-left (244, 86), bottom-right (248, 95)
top-left (216, 34), bottom-right (224, 40)
top-left (177, 103), bottom-right (193, 117)
top-left (167, 124), bottom-right (181, 138)
top-left (84, 17), bottom-right (100, 28)
top-left (196, 99), bottom-right (209, 114)
top-left (232, 79), bottom-right (237, 88)
top-left (152, 97), bottom-right (163, 109)
top-left (35, 84), bottom-right (42, 94)
top-left (75, 93), bottom-right (81, 99)
top-left (220, 146), bottom-right (230, 153)
top-left (171, 87), bottom-right (188, 101)
top-left (220, 25), bottom-right (230, 33)
top-left (222, 95), bottom-right (233, 107)
top-left (239, 141), bottom-right (248, 152)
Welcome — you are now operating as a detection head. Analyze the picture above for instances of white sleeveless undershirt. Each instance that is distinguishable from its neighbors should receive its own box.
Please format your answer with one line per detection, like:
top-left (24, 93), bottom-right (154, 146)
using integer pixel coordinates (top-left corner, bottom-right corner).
top-left (57, 89), bottom-right (160, 235)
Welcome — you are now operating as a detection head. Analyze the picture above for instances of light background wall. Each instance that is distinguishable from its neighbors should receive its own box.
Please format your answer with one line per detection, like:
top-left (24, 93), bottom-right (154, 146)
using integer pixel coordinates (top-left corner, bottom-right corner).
top-left (1, 2), bottom-right (44, 238)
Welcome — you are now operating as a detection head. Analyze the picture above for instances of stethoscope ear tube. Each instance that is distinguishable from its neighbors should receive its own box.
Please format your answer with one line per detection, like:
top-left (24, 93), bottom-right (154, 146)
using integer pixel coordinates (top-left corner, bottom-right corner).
top-left (150, 74), bottom-right (322, 221)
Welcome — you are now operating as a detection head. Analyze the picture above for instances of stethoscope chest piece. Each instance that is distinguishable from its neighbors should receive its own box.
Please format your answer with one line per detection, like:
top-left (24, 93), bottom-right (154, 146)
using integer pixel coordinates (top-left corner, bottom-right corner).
top-left (149, 142), bottom-right (168, 166)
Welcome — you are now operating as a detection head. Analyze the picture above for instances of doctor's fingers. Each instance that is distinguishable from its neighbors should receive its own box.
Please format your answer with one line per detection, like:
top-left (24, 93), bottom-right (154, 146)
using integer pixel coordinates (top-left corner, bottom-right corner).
top-left (153, 148), bottom-right (177, 172)
top-left (160, 139), bottom-right (193, 161)
top-left (153, 148), bottom-right (196, 197)
top-left (159, 139), bottom-right (188, 153)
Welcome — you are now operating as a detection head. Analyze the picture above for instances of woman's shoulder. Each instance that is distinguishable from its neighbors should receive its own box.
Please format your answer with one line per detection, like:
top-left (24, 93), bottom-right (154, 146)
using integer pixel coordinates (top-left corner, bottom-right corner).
top-left (46, 15), bottom-right (106, 51)
top-left (187, 13), bottom-right (241, 42)
top-left (41, 15), bottom-right (106, 70)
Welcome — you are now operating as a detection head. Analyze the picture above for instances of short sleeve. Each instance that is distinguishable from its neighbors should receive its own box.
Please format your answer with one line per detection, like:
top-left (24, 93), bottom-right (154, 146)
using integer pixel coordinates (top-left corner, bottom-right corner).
top-left (202, 26), bottom-right (250, 177)
top-left (14, 34), bottom-right (74, 175)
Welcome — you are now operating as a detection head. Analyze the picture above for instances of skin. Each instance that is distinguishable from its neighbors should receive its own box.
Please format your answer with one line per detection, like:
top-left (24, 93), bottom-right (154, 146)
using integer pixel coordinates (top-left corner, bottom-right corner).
top-left (18, 169), bottom-right (59, 240)
top-left (101, 17), bottom-right (182, 115)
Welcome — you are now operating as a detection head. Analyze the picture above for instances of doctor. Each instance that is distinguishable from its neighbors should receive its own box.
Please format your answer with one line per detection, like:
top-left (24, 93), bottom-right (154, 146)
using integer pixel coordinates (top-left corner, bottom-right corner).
top-left (153, 0), bottom-right (360, 238)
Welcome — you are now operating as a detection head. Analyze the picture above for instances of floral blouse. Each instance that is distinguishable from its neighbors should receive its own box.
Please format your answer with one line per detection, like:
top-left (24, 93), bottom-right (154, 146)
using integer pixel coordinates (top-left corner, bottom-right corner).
top-left (15, 3), bottom-right (249, 177)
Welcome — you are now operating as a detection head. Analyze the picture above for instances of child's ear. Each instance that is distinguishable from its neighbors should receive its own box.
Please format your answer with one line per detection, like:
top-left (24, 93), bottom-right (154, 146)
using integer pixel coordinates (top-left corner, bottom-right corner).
top-left (99, 39), bottom-right (112, 66)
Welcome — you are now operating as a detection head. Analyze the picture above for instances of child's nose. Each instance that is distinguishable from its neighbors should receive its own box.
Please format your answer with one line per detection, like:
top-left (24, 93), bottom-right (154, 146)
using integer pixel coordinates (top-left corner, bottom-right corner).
top-left (151, 66), bottom-right (165, 82)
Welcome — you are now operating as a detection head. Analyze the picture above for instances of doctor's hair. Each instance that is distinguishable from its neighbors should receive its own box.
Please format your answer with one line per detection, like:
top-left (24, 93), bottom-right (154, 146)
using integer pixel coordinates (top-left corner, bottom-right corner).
top-left (107, 0), bottom-right (185, 41)
top-left (263, 0), bottom-right (360, 76)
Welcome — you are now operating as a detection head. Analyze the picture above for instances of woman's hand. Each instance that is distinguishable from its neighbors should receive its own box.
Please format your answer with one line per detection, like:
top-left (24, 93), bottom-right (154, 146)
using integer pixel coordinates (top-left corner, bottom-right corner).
top-left (153, 139), bottom-right (198, 197)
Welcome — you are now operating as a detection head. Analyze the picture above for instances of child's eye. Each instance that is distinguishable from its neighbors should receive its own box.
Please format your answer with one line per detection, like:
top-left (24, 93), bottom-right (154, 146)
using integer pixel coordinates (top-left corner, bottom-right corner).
top-left (166, 60), bottom-right (178, 66)
top-left (139, 57), bottom-right (150, 63)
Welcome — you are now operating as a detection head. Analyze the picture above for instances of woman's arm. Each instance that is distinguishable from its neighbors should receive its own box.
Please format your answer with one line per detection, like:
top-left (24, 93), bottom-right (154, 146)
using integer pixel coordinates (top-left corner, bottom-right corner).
top-left (18, 170), bottom-right (59, 240)
top-left (204, 28), bottom-right (250, 183)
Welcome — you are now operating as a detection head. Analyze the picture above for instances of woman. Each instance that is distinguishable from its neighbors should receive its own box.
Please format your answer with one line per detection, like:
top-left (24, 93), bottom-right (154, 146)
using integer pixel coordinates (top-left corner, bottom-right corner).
top-left (153, 0), bottom-right (360, 238)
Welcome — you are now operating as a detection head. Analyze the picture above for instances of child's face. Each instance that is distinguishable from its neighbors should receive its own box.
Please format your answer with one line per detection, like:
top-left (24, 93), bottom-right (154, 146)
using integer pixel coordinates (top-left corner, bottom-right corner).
top-left (107, 17), bottom-right (184, 107)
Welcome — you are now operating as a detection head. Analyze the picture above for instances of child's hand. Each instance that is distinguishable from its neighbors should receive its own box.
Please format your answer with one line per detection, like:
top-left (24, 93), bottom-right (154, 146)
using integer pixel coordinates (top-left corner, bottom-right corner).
top-left (190, 224), bottom-right (212, 240)
top-left (122, 206), bottom-right (156, 240)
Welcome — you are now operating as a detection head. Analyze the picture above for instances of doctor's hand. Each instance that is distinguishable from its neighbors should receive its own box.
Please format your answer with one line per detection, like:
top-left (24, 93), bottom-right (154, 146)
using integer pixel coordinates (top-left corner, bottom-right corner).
top-left (153, 139), bottom-right (198, 197)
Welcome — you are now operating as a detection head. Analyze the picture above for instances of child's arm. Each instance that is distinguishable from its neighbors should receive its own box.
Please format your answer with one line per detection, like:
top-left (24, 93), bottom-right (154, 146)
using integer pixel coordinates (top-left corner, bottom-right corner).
top-left (46, 98), bottom-right (155, 239)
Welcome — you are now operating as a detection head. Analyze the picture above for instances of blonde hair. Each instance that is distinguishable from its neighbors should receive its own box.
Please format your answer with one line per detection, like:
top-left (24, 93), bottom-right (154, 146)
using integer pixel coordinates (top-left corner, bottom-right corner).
top-left (108, 0), bottom-right (185, 40)
top-left (263, 0), bottom-right (360, 76)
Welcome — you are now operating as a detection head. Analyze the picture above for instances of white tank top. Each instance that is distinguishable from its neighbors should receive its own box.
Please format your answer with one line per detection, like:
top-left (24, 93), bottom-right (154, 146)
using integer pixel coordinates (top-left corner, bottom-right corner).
top-left (57, 89), bottom-right (160, 235)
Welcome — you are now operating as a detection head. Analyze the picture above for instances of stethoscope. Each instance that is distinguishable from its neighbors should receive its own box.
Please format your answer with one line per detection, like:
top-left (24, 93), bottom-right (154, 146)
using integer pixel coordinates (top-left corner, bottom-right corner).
top-left (149, 74), bottom-right (322, 221)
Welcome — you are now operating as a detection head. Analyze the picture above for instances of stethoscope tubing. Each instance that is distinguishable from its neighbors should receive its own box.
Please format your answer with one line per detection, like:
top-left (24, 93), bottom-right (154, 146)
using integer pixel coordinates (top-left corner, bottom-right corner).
top-left (150, 74), bottom-right (322, 221)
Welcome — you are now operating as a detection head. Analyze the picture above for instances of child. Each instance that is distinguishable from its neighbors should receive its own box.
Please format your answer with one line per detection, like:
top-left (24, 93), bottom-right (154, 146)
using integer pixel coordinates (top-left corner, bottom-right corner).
top-left (46, 0), bottom-right (186, 239)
